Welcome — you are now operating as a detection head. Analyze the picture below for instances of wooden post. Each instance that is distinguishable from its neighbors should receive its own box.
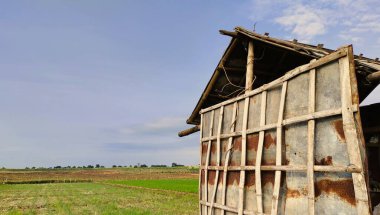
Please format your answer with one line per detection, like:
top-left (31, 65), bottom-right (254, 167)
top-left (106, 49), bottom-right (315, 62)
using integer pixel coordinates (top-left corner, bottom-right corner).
top-left (221, 102), bottom-right (238, 215)
top-left (307, 60), bottom-right (317, 215)
top-left (271, 82), bottom-right (287, 215)
top-left (245, 41), bottom-right (254, 92)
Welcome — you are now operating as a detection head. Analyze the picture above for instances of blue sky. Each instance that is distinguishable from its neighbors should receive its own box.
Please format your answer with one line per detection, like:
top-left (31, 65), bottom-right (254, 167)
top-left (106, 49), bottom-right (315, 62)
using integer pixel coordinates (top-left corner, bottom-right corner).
top-left (0, 0), bottom-right (379, 168)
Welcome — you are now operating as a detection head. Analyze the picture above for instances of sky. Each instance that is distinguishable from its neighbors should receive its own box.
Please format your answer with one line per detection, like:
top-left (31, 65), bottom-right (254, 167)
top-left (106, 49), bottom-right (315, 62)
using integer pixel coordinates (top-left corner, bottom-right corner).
top-left (0, 0), bottom-right (379, 168)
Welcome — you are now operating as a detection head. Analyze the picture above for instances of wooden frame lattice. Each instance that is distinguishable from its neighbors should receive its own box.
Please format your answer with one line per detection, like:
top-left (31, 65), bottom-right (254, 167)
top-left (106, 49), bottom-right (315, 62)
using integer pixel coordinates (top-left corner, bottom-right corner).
top-left (199, 47), bottom-right (370, 215)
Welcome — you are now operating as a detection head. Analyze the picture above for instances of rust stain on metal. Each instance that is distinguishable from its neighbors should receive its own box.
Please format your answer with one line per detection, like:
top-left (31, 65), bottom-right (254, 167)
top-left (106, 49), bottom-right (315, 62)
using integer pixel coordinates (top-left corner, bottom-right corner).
top-left (233, 137), bottom-right (242, 151)
top-left (262, 172), bottom-right (275, 185)
top-left (315, 156), bottom-right (333, 165)
top-left (245, 172), bottom-right (256, 188)
top-left (247, 134), bottom-right (259, 166)
top-left (247, 134), bottom-right (259, 151)
top-left (264, 133), bottom-right (276, 149)
top-left (202, 142), bottom-right (208, 155)
top-left (218, 172), bottom-right (224, 185)
top-left (331, 119), bottom-right (346, 142)
top-left (286, 189), bottom-right (301, 198)
top-left (315, 179), bottom-right (356, 205)
top-left (227, 172), bottom-right (240, 185)
top-left (208, 170), bottom-right (216, 185)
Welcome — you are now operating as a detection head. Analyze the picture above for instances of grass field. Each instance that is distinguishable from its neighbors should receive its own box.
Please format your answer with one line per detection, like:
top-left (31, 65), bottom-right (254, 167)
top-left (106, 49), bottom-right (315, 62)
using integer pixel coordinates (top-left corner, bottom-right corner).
top-left (107, 179), bottom-right (198, 193)
top-left (0, 168), bottom-right (199, 215)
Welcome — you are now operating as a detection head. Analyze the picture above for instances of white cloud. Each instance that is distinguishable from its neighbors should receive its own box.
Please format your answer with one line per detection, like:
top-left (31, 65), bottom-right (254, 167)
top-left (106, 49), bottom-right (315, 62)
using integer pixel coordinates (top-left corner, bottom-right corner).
top-left (249, 0), bottom-right (380, 45)
top-left (275, 4), bottom-right (326, 41)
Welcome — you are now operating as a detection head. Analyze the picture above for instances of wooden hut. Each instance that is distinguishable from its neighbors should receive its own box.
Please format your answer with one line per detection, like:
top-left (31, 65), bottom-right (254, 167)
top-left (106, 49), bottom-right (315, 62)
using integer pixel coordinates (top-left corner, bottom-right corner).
top-left (179, 27), bottom-right (380, 215)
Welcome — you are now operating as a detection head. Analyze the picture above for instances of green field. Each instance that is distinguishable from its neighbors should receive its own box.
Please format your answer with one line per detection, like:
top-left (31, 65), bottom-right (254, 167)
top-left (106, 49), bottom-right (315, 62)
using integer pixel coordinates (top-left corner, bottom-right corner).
top-left (0, 168), bottom-right (199, 215)
top-left (107, 179), bottom-right (198, 194)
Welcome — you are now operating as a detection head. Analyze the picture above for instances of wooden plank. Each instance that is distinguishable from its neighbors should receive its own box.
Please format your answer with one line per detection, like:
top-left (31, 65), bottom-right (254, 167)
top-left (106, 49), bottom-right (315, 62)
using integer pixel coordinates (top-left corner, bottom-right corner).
top-left (204, 165), bottom-right (362, 173)
top-left (200, 47), bottom-right (348, 114)
top-left (199, 114), bottom-right (203, 214)
top-left (271, 82), bottom-right (287, 215)
top-left (256, 91), bottom-right (267, 214)
top-left (209, 106), bottom-right (224, 215)
top-left (200, 200), bottom-right (271, 215)
top-left (339, 49), bottom-right (370, 215)
top-left (238, 97), bottom-right (250, 215)
top-left (204, 110), bottom-right (215, 213)
top-left (307, 61), bottom-right (316, 215)
top-left (201, 106), bottom-right (359, 142)
top-left (221, 102), bottom-right (238, 215)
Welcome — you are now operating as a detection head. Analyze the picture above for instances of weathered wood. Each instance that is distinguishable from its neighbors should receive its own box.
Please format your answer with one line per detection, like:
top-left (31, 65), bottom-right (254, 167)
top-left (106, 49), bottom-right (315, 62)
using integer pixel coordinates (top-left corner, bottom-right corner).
top-left (339, 48), bottom-right (370, 215)
top-left (200, 200), bottom-right (271, 215)
top-left (178, 125), bottom-right (200, 137)
top-left (366, 70), bottom-right (380, 82)
top-left (200, 48), bottom-right (347, 114)
top-left (204, 110), bottom-right (215, 213)
top-left (246, 41), bottom-right (254, 91)
top-left (189, 38), bottom-right (239, 124)
top-left (209, 106), bottom-right (224, 215)
top-left (221, 102), bottom-right (238, 215)
top-left (307, 61), bottom-right (316, 215)
top-left (271, 82), bottom-right (287, 215)
top-left (256, 91), bottom-right (267, 214)
top-left (199, 114), bottom-right (203, 214)
top-left (203, 165), bottom-right (362, 173)
top-left (238, 97), bottom-right (250, 215)
top-left (201, 106), bottom-right (358, 142)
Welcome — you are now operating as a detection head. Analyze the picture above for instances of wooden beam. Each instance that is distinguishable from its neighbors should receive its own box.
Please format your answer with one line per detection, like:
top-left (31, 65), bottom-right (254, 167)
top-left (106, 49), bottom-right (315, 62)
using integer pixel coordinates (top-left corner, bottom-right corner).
top-left (271, 82), bottom-right (287, 215)
top-left (204, 110), bottom-right (215, 213)
top-left (245, 41), bottom-right (254, 92)
top-left (200, 47), bottom-right (348, 114)
top-left (366, 70), bottom-right (380, 82)
top-left (307, 60), bottom-right (317, 215)
top-left (203, 165), bottom-right (362, 173)
top-left (178, 125), bottom-right (200, 137)
top-left (208, 106), bottom-right (224, 215)
top-left (188, 38), bottom-right (240, 124)
top-left (339, 48), bottom-right (370, 215)
top-left (256, 91), bottom-right (267, 214)
top-left (199, 114), bottom-right (203, 215)
top-left (238, 97), bottom-right (250, 215)
top-left (201, 106), bottom-right (358, 142)
top-left (221, 102), bottom-right (238, 215)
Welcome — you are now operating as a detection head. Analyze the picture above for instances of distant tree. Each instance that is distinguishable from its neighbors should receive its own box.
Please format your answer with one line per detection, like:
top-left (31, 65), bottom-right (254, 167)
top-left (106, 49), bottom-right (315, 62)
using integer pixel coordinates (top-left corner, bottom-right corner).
top-left (140, 164), bottom-right (147, 168)
top-left (112, 165), bottom-right (117, 168)
top-left (172, 163), bottom-right (184, 167)
top-left (72, 166), bottom-right (76, 168)
top-left (95, 164), bottom-right (100, 168)
top-left (54, 166), bottom-right (61, 169)
top-left (25, 167), bottom-right (30, 169)
top-left (100, 166), bottom-right (105, 168)
top-left (87, 165), bottom-right (94, 168)
top-left (31, 167), bottom-right (36, 169)
top-left (118, 165), bottom-right (122, 168)
top-left (151, 165), bottom-right (167, 168)
top-left (1, 167), bottom-right (6, 169)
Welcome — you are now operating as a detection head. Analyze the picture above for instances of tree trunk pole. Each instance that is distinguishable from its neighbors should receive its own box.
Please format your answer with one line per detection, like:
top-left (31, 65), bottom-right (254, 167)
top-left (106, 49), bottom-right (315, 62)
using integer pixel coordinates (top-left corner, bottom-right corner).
top-left (245, 41), bottom-right (254, 93)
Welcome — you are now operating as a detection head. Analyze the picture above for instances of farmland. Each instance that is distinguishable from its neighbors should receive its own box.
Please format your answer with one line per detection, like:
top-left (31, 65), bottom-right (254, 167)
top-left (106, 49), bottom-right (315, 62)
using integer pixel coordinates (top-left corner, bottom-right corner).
top-left (0, 167), bottom-right (199, 214)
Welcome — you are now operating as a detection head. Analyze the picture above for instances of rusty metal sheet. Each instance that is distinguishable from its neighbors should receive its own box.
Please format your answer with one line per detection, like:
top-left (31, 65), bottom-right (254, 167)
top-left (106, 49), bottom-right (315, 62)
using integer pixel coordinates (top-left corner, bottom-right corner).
top-left (199, 47), bottom-right (370, 215)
